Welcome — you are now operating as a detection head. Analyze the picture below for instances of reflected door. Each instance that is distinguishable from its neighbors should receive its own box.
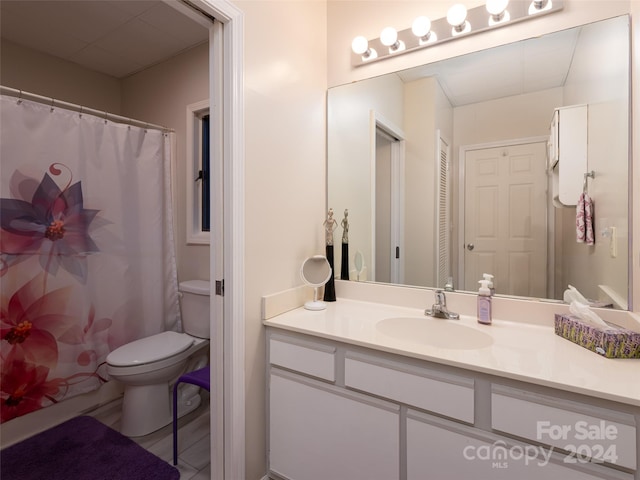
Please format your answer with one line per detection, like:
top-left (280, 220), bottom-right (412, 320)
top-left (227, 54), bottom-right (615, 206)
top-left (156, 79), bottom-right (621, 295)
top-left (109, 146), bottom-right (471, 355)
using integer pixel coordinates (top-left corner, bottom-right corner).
top-left (375, 129), bottom-right (393, 283)
top-left (374, 127), bottom-right (403, 284)
top-left (463, 142), bottom-right (547, 297)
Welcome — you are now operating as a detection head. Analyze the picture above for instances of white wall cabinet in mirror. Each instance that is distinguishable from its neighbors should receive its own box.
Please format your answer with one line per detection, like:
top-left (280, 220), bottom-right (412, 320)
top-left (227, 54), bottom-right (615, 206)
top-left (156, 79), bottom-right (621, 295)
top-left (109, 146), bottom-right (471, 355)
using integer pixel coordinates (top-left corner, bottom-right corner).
top-left (550, 104), bottom-right (588, 207)
top-left (327, 15), bottom-right (630, 309)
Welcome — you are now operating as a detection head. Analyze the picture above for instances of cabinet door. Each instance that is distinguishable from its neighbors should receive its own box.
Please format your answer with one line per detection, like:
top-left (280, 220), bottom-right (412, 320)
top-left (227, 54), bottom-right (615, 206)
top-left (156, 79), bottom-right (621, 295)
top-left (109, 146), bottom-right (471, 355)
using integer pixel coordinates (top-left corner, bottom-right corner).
top-left (407, 411), bottom-right (631, 480)
top-left (557, 104), bottom-right (588, 205)
top-left (269, 370), bottom-right (400, 480)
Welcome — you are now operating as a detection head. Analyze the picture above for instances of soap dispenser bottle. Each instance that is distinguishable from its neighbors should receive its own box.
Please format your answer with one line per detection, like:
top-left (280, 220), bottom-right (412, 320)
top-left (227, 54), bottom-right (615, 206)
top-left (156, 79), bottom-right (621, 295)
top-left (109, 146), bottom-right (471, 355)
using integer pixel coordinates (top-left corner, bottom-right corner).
top-left (477, 280), bottom-right (492, 325)
top-left (482, 273), bottom-right (495, 296)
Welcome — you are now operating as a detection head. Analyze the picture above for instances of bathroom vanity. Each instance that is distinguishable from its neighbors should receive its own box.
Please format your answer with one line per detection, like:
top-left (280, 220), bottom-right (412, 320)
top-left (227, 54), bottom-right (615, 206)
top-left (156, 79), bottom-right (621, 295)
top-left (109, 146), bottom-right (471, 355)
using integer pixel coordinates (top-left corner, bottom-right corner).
top-left (264, 289), bottom-right (640, 480)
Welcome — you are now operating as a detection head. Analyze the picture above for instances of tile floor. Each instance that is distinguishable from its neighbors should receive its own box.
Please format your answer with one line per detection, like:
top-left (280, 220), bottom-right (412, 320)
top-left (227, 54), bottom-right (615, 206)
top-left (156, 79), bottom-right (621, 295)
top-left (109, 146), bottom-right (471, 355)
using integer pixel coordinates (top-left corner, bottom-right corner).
top-left (90, 396), bottom-right (211, 480)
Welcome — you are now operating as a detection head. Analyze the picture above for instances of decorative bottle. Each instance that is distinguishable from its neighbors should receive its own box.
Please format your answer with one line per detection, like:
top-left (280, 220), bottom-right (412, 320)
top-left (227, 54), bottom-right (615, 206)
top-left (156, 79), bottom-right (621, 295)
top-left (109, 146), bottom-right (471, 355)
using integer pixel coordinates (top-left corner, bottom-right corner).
top-left (323, 208), bottom-right (337, 302)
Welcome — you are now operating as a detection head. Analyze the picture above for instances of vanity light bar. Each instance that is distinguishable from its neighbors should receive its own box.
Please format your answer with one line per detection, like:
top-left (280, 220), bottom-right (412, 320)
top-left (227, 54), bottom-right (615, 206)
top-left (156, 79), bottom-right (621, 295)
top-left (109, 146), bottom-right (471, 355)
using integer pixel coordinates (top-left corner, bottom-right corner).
top-left (351, 0), bottom-right (563, 66)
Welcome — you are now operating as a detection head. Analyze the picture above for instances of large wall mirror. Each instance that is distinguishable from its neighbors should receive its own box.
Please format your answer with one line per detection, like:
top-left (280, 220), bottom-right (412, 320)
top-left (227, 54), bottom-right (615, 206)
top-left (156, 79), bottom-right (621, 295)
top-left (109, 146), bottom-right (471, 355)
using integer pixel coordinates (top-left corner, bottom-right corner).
top-left (328, 15), bottom-right (630, 309)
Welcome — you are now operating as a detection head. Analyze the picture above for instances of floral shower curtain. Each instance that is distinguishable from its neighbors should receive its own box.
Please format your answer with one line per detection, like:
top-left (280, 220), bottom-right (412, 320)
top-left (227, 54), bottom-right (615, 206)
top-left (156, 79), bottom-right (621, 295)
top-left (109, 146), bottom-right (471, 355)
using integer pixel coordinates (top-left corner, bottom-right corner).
top-left (0, 95), bottom-right (180, 423)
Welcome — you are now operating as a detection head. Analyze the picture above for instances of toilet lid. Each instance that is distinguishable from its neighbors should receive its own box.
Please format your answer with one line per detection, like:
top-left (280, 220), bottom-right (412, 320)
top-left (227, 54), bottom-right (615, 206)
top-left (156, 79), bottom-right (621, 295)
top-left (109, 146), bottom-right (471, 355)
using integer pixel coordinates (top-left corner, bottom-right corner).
top-left (107, 331), bottom-right (195, 366)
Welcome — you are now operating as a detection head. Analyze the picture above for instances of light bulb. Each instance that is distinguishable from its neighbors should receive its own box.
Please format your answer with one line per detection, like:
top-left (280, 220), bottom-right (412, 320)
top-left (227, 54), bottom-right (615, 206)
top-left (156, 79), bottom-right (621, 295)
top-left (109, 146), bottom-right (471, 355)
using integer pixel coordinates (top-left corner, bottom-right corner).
top-left (380, 27), bottom-right (404, 53)
top-left (412, 16), bottom-right (432, 38)
top-left (447, 4), bottom-right (468, 28)
top-left (528, 0), bottom-right (551, 14)
top-left (351, 36), bottom-right (377, 61)
top-left (487, 0), bottom-right (510, 25)
top-left (380, 27), bottom-right (398, 47)
top-left (351, 36), bottom-right (369, 55)
top-left (486, 0), bottom-right (509, 16)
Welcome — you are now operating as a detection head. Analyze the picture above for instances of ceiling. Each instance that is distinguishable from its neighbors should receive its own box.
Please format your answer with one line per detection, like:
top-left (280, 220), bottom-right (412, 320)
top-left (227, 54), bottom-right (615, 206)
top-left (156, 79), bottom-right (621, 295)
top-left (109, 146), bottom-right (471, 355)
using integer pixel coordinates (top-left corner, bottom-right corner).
top-left (0, 0), bottom-right (209, 79)
top-left (397, 26), bottom-right (579, 106)
top-left (1, 1), bottom-right (578, 105)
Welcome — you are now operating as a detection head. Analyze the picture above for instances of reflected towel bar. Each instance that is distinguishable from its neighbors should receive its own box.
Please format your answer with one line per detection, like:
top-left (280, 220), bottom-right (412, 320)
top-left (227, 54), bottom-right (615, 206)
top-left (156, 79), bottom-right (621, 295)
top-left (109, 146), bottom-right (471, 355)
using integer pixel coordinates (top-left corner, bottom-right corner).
top-left (583, 170), bottom-right (595, 193)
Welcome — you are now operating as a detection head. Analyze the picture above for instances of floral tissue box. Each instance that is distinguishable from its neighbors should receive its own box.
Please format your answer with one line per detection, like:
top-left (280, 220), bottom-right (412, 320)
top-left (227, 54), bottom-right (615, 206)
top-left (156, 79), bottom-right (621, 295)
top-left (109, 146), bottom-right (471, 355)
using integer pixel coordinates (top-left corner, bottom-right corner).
top-left (554, 314), bottom-right (640, 359)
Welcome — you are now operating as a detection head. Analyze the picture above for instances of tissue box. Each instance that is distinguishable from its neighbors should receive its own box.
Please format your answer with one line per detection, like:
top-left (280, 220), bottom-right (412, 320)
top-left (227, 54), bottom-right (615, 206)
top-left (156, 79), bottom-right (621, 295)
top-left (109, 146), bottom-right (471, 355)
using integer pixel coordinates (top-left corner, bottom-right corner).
top-left (554, 314), bottom-right (640, 359)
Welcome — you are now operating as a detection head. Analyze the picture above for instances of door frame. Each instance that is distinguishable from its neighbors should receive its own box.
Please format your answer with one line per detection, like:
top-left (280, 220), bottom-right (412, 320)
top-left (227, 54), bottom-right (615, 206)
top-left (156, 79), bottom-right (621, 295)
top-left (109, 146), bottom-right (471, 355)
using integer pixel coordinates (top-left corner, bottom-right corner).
top-left (185, 1), bottom-right (245, 480)
top-left (457, 136), bottom-right (548, 291)
top-left (370, 110), bottom-right (405, 284)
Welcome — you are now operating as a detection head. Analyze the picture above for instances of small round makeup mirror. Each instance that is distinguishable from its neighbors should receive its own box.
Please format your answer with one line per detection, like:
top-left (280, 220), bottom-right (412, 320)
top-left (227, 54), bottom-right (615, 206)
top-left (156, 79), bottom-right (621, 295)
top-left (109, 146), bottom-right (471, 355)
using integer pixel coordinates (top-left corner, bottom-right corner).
top-left (300, 255), bottom-right (332, 311)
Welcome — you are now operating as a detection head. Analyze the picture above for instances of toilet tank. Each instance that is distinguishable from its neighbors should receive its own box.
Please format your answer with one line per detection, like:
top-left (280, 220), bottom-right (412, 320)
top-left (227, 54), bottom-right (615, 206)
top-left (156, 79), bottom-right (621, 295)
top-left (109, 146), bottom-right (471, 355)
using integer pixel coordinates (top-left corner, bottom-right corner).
top-left (179, 280), bottom-right (210, 339)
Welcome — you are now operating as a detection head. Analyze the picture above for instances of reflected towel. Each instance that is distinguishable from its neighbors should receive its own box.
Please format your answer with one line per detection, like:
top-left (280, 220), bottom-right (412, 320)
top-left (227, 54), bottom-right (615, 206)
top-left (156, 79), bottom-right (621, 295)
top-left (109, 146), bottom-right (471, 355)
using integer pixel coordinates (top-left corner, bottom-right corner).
top-left (576, 192), bottom-right (594, 245)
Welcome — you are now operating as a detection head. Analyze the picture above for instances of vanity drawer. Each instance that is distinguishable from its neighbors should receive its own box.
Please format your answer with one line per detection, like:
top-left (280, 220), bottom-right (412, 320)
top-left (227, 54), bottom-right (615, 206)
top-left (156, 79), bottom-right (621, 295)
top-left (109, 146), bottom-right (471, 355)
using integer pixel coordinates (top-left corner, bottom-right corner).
top-left (269, 335), bottom-right (336, 382)
top-left (344, 353), bottom-right (474, 423)
top-left (491, 385), bottom-right (637, 470)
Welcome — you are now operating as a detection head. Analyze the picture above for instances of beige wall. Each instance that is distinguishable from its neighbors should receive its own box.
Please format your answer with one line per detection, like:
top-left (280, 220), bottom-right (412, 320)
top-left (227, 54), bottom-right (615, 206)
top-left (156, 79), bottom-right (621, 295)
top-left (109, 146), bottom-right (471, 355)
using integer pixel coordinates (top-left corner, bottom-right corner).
top-left (328, 73), bottom-right (403, 281)
top-left (236, 1), bottom-right (327, 477)
top-left (404, 77), bottom-right (438, 287)
top-left (632, 0), bottom-right (640, 313)
top-left (559, 15), bottom-right (629, 305)
top-left (120, 43), bottom-right (210, 284)
top-left (0, 39), bottom-right (121, 113)
top-left (328, 73), bottom-right (455, 289)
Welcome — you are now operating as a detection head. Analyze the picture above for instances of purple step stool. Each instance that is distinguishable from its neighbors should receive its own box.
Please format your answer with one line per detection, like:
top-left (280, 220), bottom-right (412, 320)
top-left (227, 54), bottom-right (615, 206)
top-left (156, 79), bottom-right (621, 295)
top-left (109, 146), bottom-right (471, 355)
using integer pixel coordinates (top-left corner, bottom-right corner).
top-left (173, 366), bottom-right (210, 465)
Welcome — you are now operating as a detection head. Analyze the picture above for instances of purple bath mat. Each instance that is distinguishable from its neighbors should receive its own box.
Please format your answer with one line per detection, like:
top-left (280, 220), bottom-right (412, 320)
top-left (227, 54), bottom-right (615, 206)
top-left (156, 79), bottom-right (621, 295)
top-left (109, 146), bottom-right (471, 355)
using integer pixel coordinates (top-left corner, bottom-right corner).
top-left (0, 415), bottom-right (179, 480)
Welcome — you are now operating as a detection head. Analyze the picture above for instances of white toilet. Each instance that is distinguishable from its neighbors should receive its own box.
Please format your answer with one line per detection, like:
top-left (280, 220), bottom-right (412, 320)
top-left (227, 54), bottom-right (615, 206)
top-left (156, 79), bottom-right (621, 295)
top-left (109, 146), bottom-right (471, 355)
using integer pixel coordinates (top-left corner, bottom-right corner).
top-left (106, 280), bottom-right (210, 437)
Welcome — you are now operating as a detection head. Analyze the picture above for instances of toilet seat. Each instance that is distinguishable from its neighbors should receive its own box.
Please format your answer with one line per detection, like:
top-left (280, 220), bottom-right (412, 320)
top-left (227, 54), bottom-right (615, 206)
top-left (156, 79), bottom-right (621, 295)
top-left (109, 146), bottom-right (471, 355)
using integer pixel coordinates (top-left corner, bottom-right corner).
top-left (107, 331), bottom-right (194, 367)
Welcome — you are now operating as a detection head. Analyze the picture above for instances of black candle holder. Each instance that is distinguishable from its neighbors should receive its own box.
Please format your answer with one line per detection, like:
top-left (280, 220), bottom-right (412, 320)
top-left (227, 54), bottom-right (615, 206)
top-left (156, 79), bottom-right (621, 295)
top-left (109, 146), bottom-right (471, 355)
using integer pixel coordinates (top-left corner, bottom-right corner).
top-left (341, 242), bottom-right (349, 280)
top-left (323, 244), bottom-right (336, 302)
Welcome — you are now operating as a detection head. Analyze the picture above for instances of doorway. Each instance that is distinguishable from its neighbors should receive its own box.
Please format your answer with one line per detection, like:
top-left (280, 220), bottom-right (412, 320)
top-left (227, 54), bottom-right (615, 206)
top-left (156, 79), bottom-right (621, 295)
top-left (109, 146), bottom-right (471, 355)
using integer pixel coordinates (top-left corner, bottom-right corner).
top-left (188, 3), bottom-right (244, 480)
top-left (375, 128), bottom-right (396, 283)
top-left (371, 112), bottom-right (405, 284)
top-left (459, 140), bottom-right (547, 297)
top-left (0, 1), bottom-right (245, 478)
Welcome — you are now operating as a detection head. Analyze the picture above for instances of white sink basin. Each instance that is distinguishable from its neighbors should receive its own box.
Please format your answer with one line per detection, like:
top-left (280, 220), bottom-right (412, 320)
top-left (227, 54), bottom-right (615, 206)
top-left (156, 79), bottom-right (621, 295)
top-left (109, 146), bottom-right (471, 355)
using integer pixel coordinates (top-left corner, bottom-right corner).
top-left (376, 316), bottom-right (493, 350)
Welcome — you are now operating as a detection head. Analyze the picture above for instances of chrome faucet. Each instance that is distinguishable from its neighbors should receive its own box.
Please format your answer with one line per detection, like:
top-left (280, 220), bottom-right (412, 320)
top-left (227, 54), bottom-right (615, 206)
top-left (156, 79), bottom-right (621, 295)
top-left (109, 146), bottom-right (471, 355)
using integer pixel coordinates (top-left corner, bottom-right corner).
top-left (425, 290), bottom-right (459, 320)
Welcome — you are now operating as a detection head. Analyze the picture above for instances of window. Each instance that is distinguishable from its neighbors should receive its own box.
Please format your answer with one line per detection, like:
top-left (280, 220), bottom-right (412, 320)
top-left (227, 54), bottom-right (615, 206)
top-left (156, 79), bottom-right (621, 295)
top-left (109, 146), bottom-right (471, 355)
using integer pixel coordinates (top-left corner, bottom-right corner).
top-left (201, 114), bottom-right (210, 232)
top-left (186, 100), bottom-right (210, 244)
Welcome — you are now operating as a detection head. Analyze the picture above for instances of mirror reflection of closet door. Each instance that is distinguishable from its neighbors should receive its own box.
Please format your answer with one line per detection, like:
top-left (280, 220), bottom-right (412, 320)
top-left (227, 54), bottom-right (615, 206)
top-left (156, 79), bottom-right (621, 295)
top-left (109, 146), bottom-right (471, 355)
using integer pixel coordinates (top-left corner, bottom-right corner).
top-left (463, 142), bottom-right (547, 297)
top-left (375, 127), bottom-right (402, 284)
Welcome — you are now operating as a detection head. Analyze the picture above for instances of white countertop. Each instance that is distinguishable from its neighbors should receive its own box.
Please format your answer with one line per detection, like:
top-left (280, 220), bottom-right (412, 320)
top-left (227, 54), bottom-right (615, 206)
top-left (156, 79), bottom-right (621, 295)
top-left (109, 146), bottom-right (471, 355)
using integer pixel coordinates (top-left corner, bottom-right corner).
top-left (264, 298), bottom-right (640, 408)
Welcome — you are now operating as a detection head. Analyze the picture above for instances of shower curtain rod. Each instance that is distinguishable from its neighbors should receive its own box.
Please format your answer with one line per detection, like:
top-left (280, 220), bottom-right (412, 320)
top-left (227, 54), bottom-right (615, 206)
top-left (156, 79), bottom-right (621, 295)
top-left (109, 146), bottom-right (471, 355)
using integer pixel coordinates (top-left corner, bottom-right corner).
top-left (1, 85), bottom-right (174, 133)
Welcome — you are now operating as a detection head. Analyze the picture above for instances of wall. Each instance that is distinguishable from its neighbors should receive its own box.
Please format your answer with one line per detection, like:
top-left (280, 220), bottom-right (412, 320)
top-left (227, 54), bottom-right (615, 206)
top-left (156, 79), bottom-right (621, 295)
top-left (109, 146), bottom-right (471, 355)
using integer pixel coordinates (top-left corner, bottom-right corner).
top-left (632, 0), bottom-right (640, 313)
top-left (559, 15), bottom-right (629, 305)
top-left (453, 88), bottom-right (563, 147)
top-left (327, 73), bottom-right (404, 281)
top-left (235, 1), bottom-right (327, 478)
top-left (0, 39), bottom-right (121, 113)
top-left (328, 73), bottom-right (456, 289)
top-left (404, 77), bottom-right (440, 287)
top-left (121, 43), bottom-right (210, 284)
